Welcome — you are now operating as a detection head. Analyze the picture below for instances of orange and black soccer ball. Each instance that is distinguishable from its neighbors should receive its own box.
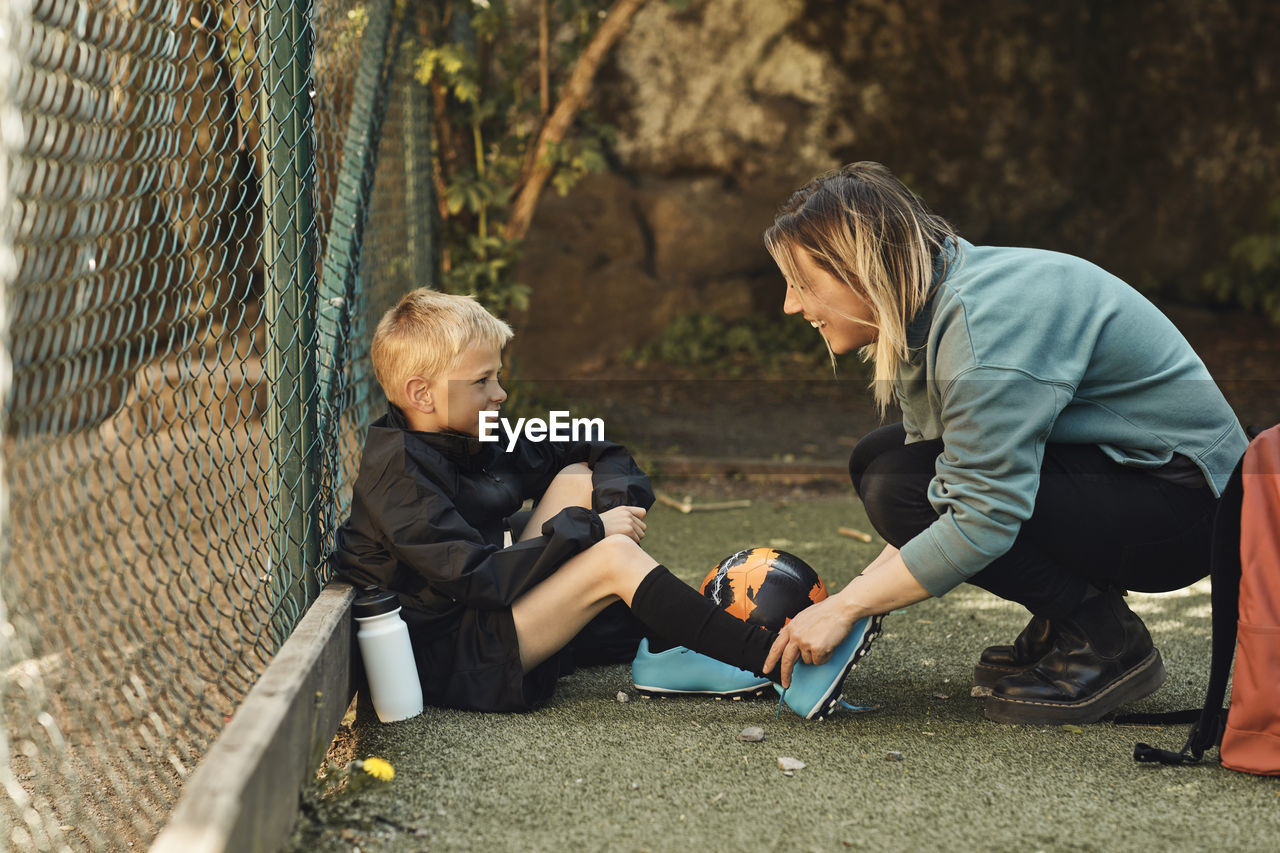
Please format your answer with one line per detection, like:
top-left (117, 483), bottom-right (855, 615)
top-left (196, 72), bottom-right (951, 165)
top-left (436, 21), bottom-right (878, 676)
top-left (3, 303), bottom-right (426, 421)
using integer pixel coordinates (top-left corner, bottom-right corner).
top-left (698, 548), bottom-right (828, 632)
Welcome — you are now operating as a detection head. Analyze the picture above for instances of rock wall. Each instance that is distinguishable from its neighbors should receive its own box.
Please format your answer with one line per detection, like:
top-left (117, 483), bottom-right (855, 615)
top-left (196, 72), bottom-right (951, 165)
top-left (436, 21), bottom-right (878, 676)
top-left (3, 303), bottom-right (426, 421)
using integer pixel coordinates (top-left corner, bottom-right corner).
top-left (512, 0), bottom-right (1280, 376)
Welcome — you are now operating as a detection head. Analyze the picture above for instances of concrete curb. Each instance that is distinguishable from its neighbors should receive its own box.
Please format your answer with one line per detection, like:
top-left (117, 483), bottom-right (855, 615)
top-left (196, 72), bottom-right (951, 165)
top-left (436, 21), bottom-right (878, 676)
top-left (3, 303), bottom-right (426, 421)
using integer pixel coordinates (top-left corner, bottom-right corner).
top-left (150, 583), bottom-right (357, 853)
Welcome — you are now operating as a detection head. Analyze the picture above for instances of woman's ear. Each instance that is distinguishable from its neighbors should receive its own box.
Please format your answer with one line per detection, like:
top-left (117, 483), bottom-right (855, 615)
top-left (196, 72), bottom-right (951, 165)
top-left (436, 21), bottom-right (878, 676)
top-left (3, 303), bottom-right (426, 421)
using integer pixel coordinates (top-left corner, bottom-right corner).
top-left (404, 377), bottom-right (435, 414)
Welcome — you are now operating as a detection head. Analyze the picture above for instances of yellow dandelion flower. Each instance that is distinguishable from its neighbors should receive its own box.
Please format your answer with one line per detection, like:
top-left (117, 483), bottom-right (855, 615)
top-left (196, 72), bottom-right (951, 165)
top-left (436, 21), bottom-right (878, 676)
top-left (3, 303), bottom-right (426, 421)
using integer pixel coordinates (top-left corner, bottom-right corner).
top-left (358, 757), bottom-right (395, 782)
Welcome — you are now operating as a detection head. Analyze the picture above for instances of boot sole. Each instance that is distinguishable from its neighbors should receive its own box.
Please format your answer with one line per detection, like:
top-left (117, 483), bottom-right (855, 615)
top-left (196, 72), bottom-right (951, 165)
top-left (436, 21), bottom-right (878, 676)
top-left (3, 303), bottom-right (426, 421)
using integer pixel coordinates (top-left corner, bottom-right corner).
top-left (982, 648), bottom-right (1166, 725)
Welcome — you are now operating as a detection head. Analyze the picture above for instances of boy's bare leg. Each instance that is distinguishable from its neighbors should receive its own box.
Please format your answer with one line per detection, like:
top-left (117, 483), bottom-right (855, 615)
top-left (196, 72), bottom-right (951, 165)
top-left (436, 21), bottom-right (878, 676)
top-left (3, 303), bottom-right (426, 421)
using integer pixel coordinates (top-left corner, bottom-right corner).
top-left (511, 534), bottom-right (657, 670)
top-left (517, 462), bottom-right (593, 542)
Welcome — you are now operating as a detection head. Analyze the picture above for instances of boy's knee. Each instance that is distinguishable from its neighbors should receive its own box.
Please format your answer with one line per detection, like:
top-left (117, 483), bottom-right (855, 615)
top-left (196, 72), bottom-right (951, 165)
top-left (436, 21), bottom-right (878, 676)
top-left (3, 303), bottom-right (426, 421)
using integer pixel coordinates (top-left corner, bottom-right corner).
top-left (594, 533), bottom-right (642, 558)
top-left (556, 462), bottom-right (591, 479)
top-left (550, 462), bottom-right (593, 502)
top-left (594, 534), bottom-right (651, 572)
top-left (581, 534), bottom-right (651, 591)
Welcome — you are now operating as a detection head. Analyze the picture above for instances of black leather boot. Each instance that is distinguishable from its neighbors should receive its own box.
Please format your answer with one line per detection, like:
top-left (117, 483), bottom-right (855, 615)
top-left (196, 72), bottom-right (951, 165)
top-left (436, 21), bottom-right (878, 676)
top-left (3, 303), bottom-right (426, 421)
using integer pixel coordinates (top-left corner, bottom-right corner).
top-left (984, 589), bottom-right (1165, 725)
top-left (973, 614), bottom-right (1054, 688)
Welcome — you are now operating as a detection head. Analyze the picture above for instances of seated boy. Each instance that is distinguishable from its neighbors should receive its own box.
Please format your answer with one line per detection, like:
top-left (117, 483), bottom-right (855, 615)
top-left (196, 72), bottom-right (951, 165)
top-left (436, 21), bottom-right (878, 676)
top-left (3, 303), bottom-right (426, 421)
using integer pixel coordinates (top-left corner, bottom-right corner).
top-left (332, 288), bottom-right (877, 717)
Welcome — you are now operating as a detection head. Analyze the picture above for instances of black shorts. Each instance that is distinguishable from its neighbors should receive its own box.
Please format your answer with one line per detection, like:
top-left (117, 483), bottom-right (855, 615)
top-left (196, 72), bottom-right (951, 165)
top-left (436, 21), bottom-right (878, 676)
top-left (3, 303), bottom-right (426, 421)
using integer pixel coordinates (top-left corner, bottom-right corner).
top-left (405, 601), bottom-right (643, 712)
top-left (406, 606), bottom-right (560, 712)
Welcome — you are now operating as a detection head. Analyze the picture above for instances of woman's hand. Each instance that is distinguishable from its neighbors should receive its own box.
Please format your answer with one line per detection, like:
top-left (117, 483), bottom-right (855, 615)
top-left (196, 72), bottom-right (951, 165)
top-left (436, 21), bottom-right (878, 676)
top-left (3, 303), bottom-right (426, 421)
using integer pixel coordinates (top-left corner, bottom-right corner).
top-left (598, 506), bottom-right (647, 542)
top-left (764, 596), bottom-right (858, 688)
top-left (764, 546), bottom-right (932, 687)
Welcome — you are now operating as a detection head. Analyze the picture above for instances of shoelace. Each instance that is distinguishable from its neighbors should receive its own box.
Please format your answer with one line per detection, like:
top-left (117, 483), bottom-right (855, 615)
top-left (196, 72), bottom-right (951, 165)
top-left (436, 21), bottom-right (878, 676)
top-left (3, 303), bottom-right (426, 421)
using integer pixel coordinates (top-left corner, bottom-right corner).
top-left (838, 699), bottom-right (876, 712)
top-left (775, 693), bottom-right (876, 719)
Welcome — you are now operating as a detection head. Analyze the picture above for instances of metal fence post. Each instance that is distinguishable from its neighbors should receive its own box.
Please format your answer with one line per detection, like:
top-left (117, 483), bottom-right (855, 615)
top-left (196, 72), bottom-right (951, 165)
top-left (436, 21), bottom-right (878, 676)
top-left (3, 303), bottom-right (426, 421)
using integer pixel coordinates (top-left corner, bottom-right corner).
top-left (261, 0), bottom-right (320, 644)
top-left (316, 0), bottom-right (396, 421)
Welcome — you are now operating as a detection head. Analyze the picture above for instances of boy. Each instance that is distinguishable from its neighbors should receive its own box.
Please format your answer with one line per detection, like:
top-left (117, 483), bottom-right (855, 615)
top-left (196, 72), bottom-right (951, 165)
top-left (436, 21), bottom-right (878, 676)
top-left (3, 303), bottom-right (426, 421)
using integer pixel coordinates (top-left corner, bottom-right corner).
top-left (332, 289), bottom-right (876, 716)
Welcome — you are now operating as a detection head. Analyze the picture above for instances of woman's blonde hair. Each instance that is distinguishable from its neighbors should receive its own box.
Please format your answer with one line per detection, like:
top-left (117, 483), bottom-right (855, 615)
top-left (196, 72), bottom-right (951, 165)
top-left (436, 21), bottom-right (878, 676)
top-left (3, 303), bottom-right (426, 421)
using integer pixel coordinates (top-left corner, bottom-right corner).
top-left (763, 162), bottom-right (958, 415)
top-left (371, 288), bottom-right (513, 407)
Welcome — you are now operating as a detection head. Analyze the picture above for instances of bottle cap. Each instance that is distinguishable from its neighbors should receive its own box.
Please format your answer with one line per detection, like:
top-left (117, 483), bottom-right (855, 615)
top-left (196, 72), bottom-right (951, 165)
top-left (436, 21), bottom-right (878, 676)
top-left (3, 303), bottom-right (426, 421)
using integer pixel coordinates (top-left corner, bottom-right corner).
top-left (353, 587), bottom-right (401, 619)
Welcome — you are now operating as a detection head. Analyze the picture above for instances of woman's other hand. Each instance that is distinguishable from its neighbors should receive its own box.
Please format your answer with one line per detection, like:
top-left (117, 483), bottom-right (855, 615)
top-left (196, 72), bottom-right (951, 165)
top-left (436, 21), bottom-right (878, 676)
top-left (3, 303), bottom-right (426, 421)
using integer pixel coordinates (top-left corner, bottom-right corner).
top-left (764, 596), bottom-right (858, 687)
top-left (764, 545), bottom-right (931, 686)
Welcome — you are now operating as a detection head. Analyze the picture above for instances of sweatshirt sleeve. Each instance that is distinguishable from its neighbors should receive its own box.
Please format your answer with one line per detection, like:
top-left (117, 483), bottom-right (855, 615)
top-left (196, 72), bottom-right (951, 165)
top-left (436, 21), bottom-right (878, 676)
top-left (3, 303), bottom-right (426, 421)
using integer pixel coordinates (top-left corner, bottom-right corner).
top-left (584, 441), bottom-right (655, 511)
top-left (372, 473), bottom-right (605, 609)
top-left (513, 438), bottom-right (655, 512)
top-left (897, 365), bottom-right (1069, 596)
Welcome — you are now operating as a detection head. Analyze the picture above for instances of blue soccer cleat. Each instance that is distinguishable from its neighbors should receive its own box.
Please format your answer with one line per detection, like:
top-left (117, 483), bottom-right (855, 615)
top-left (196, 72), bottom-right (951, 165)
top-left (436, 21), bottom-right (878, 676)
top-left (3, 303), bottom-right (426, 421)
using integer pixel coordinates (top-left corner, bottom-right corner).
top-left (631, 639), bottom-right (772, 698)
top-left (777, 614), bottom-right (884, 720)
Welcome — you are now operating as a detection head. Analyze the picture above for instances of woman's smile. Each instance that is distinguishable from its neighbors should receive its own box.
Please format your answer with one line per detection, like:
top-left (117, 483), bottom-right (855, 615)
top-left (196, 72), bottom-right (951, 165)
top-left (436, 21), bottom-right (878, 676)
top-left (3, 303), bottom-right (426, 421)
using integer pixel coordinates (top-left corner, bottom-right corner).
top-left (783, 249), bottom-right (878, 354)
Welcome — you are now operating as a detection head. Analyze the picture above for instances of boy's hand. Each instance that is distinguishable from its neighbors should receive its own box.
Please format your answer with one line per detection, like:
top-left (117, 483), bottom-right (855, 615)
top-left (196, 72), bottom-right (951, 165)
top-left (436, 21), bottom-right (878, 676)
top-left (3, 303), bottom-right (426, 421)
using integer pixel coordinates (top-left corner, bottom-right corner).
top-left (599, 506), bottom-right (647, 542)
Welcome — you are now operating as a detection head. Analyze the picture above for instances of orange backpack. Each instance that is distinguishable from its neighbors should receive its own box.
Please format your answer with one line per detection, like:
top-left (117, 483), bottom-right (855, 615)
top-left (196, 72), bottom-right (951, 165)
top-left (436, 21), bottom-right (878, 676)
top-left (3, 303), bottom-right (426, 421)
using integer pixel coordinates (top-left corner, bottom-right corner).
top-left (1133, 425), bottom-right (1280, 774)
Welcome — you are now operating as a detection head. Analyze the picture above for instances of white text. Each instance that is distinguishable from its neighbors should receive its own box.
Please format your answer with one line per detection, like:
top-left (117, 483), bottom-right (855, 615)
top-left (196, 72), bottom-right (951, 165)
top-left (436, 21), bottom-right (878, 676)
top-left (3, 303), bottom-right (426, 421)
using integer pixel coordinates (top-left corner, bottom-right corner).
top-left (477, 410), bottom-right (605, 451)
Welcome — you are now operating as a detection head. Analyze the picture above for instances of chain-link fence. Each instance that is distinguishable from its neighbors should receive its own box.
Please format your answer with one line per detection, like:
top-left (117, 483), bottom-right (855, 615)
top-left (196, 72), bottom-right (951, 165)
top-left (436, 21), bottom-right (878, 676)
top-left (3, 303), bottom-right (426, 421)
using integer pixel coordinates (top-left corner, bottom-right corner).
top-left (0, 0), bottom-right (432, 848)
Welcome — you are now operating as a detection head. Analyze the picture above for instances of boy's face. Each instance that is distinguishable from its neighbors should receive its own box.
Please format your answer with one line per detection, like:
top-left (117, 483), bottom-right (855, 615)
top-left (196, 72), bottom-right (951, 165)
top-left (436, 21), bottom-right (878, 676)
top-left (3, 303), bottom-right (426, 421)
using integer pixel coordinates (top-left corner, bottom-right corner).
top-left (434, 342), bottom-right (506, 435)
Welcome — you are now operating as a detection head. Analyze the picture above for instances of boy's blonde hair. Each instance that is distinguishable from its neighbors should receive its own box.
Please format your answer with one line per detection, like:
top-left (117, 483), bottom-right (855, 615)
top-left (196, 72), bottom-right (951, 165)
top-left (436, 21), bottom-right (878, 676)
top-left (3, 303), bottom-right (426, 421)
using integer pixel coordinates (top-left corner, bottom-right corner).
top-left (764, 162), bottom-right (959, 416)
top-left (371, 289), bottom-right (513, 407)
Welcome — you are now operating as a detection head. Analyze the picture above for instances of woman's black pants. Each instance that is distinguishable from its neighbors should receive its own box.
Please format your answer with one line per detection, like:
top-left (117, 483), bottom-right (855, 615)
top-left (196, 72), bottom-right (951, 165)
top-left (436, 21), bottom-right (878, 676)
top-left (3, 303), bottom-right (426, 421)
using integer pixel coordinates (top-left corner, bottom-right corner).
top-left (848, 424), bottom-right (1218, 620)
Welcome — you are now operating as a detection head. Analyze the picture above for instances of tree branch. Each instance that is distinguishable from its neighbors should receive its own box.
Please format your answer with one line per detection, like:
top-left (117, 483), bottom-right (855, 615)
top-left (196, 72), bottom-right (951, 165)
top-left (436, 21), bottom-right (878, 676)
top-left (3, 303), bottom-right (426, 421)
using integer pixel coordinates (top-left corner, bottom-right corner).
top-left (539, 0), bottom-right (550, 117)
top-left (504, 0), bottom-right (647, 242)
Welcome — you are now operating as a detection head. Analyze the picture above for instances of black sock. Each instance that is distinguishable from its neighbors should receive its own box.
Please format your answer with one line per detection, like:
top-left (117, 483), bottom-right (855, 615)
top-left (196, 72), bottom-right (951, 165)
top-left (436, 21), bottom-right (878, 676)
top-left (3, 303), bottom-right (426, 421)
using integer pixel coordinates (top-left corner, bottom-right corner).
top-left (631, 565), bottom-right (782, 681)
top-left (646, 635), bottom-right (676, 654)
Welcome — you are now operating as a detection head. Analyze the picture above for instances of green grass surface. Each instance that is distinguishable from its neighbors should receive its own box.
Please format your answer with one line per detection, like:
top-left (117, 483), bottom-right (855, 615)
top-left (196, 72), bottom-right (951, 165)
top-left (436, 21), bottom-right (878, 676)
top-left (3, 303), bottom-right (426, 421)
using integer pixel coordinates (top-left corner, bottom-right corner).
top-left (287, 495), bottom-right (1279, 852)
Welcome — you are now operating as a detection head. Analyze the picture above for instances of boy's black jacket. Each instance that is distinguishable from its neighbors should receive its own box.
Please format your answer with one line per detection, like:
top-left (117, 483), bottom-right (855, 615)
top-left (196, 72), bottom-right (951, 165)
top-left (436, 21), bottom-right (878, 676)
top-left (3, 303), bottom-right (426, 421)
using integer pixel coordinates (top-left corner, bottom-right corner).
top-left (332, 405), bottom-right (655, 638)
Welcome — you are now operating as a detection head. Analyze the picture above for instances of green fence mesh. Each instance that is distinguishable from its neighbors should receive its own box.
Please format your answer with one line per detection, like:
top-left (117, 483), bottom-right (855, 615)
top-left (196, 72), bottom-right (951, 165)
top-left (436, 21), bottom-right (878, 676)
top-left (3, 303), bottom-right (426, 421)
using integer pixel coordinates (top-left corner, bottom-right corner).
top-left (0, 0), bottom-right (431, 848)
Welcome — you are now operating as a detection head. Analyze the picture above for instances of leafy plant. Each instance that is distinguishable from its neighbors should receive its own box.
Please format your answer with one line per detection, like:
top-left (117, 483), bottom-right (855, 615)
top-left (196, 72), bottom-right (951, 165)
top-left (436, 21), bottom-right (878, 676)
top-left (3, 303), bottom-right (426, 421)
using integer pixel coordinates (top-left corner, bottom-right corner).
top-left (413, 0), bottom-right (648, 318)
top-left (441, 234), bottom-right (528, 314)
top-left (1204, 200), bottom-right (1280, 325)
top-left (625, 311), bottom-right (840, 378)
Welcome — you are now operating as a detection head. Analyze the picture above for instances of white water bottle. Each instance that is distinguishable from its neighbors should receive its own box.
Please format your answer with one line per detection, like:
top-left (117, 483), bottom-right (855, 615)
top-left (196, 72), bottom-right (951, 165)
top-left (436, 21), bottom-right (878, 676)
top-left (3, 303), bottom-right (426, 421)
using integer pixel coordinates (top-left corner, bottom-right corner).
top-left (353, 588), bottom-right (424, 722)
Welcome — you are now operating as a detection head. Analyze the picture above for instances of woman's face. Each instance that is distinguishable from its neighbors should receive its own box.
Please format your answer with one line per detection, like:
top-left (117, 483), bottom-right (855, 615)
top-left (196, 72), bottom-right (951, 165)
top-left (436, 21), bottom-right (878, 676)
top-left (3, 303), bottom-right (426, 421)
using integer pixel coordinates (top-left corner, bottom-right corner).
top-left (781, 247), bottom-right (879, 354)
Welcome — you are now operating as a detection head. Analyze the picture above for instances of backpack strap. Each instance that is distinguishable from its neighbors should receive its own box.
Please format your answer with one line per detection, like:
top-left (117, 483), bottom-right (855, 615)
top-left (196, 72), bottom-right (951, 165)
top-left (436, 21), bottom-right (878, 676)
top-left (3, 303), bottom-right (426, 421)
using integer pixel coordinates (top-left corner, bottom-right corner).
top-left (1133, 449), bottom-right (1246, 766)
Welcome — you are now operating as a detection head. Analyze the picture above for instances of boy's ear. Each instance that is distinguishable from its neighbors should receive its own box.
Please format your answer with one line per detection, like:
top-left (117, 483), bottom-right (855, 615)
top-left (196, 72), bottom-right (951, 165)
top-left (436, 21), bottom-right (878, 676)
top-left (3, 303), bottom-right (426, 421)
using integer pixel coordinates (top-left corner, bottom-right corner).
top-left (404, 377), bottom-right (435, 414)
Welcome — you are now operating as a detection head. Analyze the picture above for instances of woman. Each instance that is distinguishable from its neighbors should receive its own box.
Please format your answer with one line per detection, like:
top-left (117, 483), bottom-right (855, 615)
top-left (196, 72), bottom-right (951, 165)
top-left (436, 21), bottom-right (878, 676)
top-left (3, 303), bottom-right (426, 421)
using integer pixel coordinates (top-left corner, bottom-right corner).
top-left (761, 162), bottom-right (1248, 724)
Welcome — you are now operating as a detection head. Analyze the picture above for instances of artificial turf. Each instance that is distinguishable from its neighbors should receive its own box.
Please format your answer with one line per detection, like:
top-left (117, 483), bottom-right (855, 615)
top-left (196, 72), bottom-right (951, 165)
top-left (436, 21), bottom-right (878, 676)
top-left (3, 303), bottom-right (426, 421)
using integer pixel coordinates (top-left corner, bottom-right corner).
top-left (286, 494), bottom-right (1278, 852)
